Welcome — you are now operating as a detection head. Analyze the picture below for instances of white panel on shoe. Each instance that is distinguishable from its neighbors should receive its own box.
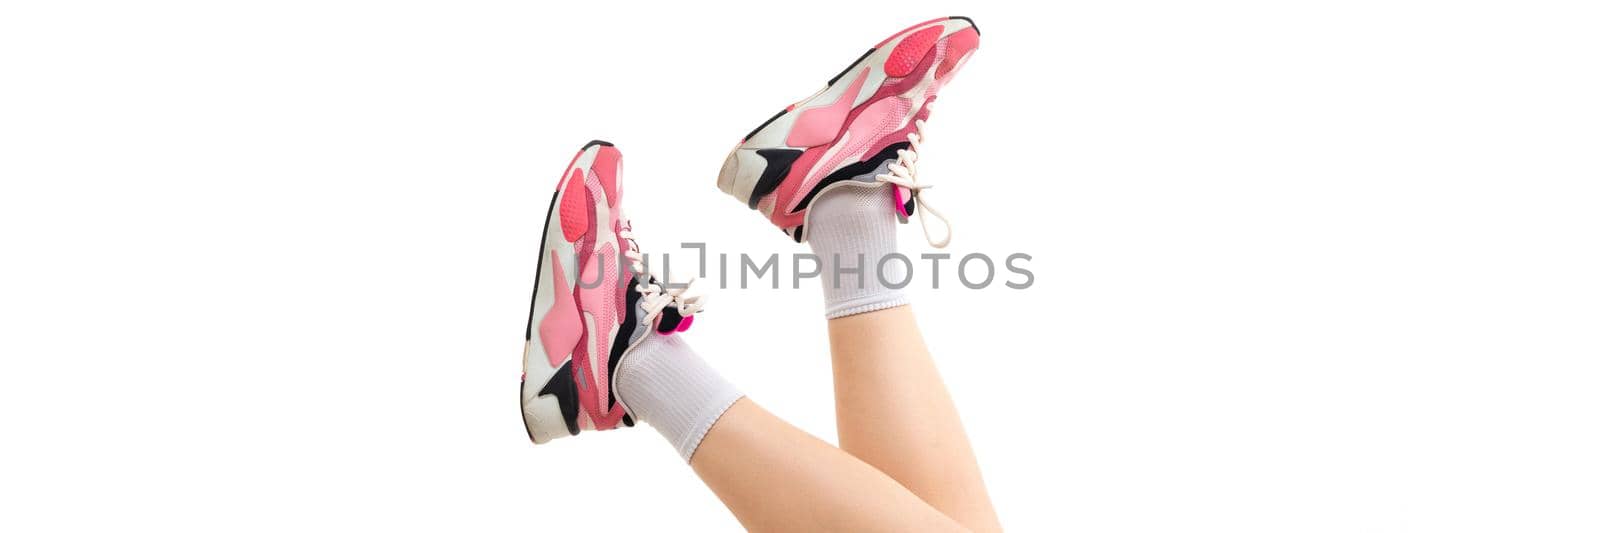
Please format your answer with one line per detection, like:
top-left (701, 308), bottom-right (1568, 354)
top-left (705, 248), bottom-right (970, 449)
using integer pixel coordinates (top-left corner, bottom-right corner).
top-left (521, 175), bottom-right (585, 444)
top-left (729, 148), bottom-right (767, 202)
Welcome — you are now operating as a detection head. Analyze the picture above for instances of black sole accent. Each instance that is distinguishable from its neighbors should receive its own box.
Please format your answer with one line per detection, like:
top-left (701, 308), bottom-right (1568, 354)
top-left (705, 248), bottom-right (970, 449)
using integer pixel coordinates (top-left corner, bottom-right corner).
top-left (748, 149), bottom-right (804, 209)
top-left (791, 225), bottom-right (804, 243)
top-left (655, 306), bottom-right (684, 334)
top-left (793, 141), bottom-right (910, 211)
top-left (742, 109), bottom-right (788, 142)
top-left (949, 16), bottom-right (980, 35)
top-left (828, 48), bottom-right (876, 86)
top-left (538, 360), bottom-right (582, 436)
top-left (525, 189), bottom-right (559, 340)
top-left (582, 139), bottom-right (614, 149)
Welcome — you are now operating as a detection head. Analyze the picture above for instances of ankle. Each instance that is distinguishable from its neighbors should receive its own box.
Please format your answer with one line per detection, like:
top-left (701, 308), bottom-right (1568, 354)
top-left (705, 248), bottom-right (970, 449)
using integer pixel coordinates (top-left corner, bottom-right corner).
top-left (805, 186), bottom-right (910, 318)
top-left (614, 334), bottom-right (743, 462)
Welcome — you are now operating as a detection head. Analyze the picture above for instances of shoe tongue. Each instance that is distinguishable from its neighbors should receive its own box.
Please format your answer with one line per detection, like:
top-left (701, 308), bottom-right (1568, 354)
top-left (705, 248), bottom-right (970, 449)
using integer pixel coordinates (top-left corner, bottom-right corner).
top-left (654, 306), bottom-right (685, 334)
top-left (892, 184), bottom-right (915, 219)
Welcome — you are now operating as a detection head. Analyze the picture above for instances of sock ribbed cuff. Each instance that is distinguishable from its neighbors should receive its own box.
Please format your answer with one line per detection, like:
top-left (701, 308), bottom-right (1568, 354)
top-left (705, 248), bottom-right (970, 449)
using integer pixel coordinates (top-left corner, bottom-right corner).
top-left (613, 334), bottom-right (743, 462)
top-left (825, 292), bottom-right (912, 319)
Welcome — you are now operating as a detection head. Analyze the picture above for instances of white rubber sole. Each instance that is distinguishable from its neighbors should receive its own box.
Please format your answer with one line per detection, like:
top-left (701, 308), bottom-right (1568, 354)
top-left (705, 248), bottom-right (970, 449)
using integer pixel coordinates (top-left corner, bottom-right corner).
top-left (521, 144), bottom-right (604, 445)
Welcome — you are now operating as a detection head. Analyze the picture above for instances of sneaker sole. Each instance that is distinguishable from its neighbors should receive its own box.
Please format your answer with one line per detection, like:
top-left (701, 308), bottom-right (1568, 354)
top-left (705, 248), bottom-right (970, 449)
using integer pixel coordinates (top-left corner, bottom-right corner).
top-left (521, 140), bottom-right (614, 445)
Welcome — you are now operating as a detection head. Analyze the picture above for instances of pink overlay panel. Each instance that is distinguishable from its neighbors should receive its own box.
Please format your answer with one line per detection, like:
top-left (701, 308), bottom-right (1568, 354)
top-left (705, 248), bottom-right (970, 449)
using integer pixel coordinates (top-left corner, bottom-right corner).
top-left (885, 26), bottom-right (944, 77)
top-left (788, 70), bottom-right (870, 148)
top-left (591, 146), bottom-right (623, 209)
top-left (538, 249), bottom-right (582, 368)
top-left (558, 169), bottom-right (589, 243)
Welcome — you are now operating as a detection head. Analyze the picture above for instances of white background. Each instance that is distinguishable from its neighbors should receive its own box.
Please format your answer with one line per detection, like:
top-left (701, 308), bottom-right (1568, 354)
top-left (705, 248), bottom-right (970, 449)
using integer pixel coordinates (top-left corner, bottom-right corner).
top-left (3, 1), bottom-right (1598, 531)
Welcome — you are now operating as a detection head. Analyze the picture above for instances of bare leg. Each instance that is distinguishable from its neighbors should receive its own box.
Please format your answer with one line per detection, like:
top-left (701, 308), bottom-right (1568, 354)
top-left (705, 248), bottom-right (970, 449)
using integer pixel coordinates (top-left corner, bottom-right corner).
top-left (829, 306), bottom-right (1003, 532)
top-left (691, 398), bottom-right (968, 533)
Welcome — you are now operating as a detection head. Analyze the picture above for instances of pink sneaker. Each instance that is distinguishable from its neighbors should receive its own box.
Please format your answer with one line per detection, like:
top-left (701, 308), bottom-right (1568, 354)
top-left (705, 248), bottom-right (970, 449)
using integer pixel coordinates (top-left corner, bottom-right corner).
top-left (522, 140), bottom-right (703, 445)
top-left (716, 16), bottom-right (980, 247)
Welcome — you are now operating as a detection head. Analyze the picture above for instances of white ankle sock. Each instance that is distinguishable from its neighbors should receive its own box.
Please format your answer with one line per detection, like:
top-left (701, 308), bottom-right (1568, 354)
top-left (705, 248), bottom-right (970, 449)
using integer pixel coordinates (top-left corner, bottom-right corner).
top-left (613, 333), bottom-right (743, 462)
top-left (806, 185), bottom-right (910, 319)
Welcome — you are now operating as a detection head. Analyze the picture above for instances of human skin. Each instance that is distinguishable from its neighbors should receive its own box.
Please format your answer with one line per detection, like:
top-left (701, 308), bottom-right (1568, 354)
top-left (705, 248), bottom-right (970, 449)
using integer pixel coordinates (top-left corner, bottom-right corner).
top-left (828, 305), bottom-right (1003, 532)
top-left (686, 305), bottom-right (1001, 532)
top-left (690, 398), bottom-right (969, 532)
